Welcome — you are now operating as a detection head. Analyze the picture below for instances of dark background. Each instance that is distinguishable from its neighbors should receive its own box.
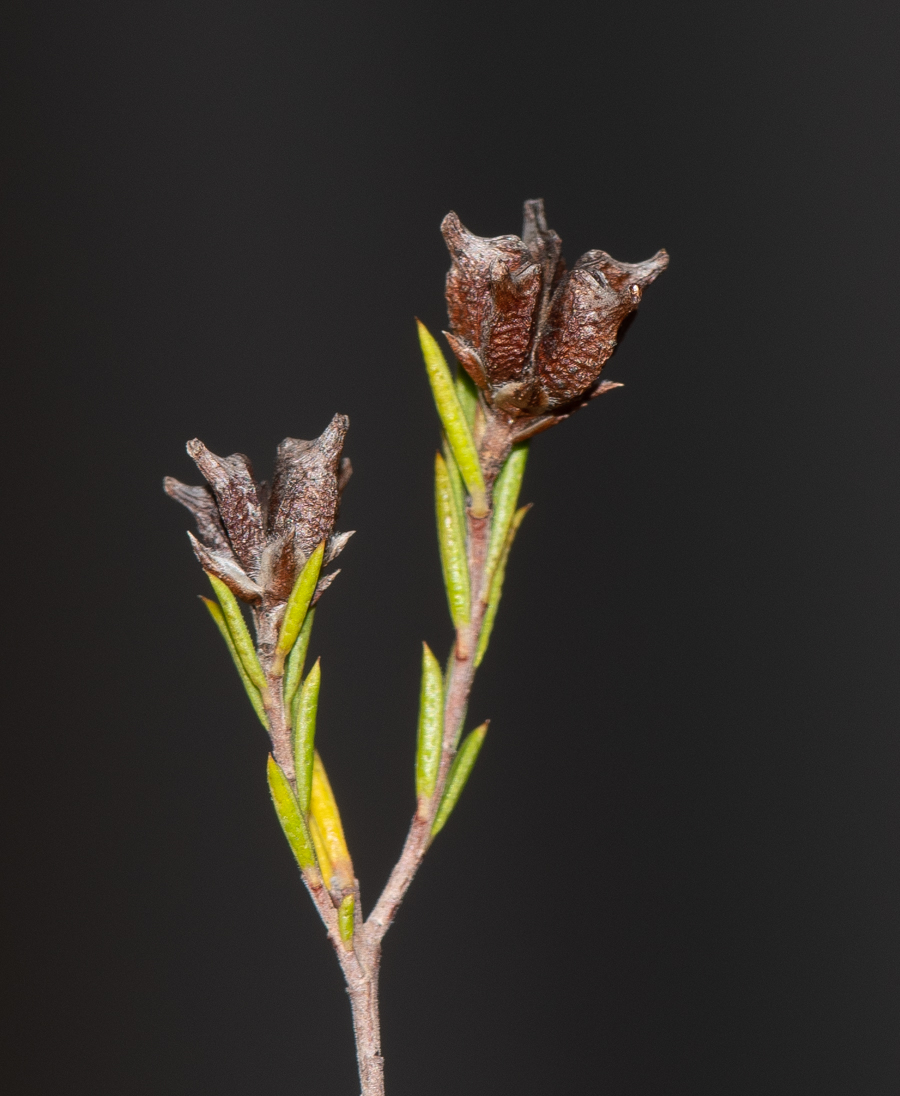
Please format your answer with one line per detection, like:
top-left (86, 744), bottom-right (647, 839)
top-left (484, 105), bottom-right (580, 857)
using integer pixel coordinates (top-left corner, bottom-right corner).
top-left (2, 0), bottom-right (899, 1093)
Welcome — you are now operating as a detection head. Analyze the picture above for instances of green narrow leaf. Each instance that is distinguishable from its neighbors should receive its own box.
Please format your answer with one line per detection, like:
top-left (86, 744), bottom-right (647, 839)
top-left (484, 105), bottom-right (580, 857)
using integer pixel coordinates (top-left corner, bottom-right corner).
top-left (454, 367), bottom-right (479, 431)
top-left (283, 608), bottom-right (314, 710)
top-left (442, 438), bottom-right (466, 533)
top-left (416, 642), bottom-right (444, 800)
top-left (274, 541), bottom-right (325, 671)
top-left (485, 443), bottom-right (528, 585)
top-left (432, 722), bottom-right (488, 836)
top-left (200, 597), bottom-right (269, 730)
top-left (338, 894), bottom-right (355, 944)
top-left (416, 320), bottom-right (488, 516)
top-left (267, 755), bottom-right (317, 872)
top-left (206, 573), bottom-right (267, 692)
top-left (475, 504), bottom-right (530, 668)
top-left (434, 451), bottom-right (470, 627)
top-left (292, 658), bottom-right (320, 815)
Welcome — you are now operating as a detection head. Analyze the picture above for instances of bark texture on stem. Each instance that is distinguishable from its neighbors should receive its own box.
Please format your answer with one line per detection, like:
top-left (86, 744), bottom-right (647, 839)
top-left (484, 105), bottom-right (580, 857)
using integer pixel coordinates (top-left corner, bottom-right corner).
top-left (343, 945), bottom-right (384, 1096)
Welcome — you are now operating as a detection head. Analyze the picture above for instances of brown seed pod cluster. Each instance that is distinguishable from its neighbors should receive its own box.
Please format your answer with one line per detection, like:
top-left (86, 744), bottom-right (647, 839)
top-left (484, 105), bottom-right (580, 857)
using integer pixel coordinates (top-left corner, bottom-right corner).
top-left (442, 199), bottom-right (668, 448)
top-left (164, 413), bottom-right (352, 608)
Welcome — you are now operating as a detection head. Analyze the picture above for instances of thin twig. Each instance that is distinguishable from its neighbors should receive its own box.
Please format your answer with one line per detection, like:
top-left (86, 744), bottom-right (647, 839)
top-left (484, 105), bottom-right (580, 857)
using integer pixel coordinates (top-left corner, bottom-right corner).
top-left (367, 511), bottom-right (489, 945)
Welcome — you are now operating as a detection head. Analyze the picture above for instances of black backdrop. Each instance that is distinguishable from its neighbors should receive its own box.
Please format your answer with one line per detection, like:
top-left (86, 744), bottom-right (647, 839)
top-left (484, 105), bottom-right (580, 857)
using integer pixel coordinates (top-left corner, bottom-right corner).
top-left (3, 1), bottom-right (900, 1093)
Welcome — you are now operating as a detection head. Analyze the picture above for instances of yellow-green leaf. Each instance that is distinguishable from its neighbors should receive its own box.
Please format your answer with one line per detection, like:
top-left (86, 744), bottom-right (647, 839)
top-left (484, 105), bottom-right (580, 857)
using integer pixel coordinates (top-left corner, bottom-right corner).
top-left (434, 451), bottom-right (470, 627)
top-left (292, 658), bottom-right (320, 815)
top-left (283, 608), bottom-right (314, 710)
top-left (417, 320), bottom-right (487, 516)
top-left (308, 812), bottom-right (334, 889)
top-left (267, 755), bottom-right (316, 872)
top-left (475, 504), bottom-right (530, 668)
top-left (338, 894), bottom-right (355, 944)
top-left (485, 443), bottom-right (528, 586)
top-left (310, 751), bottom-right (354, 891)
top-left (206, 573), bottom-right (267, 692)
top-left (431, 722), bottom-right (488, 836)
top-left (274, 541), bottom-right (325, 672)
top-left (416, 642), bottom-right (444, 800)
top-left (200, 597), bottom-right (269, 730)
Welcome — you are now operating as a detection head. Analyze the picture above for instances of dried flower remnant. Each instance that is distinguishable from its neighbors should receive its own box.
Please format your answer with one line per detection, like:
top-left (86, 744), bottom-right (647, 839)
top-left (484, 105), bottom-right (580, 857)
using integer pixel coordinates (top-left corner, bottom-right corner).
top-left (164, 414), bottom-right (354, 795)
top-left (164, 414), bottom-right (351, 603)
top-left (442, 199), bottom-right (668, 475)
top-left (164, 414), bottom-right (352, 672)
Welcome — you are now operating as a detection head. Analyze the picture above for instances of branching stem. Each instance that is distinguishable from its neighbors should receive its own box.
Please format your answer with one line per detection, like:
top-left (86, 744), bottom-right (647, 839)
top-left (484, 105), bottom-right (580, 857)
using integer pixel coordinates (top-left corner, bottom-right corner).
top-left (265, 450), bottom-right (499, 1095)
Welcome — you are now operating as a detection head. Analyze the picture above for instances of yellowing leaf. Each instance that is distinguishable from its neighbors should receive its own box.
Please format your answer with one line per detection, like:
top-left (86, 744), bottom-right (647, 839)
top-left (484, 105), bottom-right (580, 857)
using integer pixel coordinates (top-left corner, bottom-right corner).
top-left (310, 752), bottom-right (354, 892)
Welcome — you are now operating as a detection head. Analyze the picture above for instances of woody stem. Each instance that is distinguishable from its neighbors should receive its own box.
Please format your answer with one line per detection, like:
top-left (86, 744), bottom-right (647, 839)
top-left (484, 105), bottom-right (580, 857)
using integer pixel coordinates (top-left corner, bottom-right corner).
top-left (340, 931), bottom-right (384, 1096)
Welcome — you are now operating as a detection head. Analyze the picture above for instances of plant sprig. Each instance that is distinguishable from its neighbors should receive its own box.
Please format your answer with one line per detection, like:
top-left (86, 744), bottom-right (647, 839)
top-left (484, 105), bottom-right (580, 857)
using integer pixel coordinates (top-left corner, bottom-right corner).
top-left (165, 198), bottom-right (667, 1096)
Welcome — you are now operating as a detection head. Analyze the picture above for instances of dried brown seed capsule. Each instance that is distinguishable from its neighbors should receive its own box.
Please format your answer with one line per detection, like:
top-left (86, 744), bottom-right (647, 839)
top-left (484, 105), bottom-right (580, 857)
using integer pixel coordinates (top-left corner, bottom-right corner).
top-left (164, 413), bottom-right (352, 608)
top-left (442, 199), bottom-right (667, 445)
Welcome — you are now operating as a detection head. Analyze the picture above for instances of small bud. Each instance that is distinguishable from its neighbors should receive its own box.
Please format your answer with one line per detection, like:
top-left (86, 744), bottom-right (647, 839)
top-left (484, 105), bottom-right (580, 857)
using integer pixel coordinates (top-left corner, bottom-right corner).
top-left (338, 894), bottom-right (355, 945)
